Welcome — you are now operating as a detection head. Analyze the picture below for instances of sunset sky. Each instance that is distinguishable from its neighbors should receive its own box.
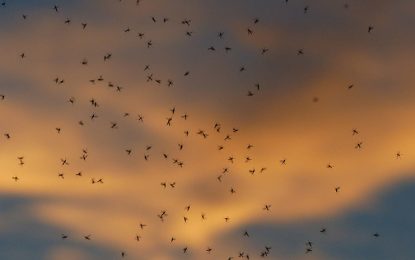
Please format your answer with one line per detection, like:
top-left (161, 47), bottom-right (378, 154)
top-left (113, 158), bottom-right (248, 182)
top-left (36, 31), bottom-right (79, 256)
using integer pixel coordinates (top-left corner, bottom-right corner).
top-left (0, 0), bottom-right (415, 259)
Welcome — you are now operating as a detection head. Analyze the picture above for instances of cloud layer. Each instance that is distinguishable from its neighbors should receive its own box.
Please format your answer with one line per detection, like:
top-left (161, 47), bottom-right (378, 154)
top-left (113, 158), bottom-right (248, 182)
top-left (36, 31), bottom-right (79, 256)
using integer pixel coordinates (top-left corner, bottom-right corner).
top-left (0, 0), bottom-right (414, 259)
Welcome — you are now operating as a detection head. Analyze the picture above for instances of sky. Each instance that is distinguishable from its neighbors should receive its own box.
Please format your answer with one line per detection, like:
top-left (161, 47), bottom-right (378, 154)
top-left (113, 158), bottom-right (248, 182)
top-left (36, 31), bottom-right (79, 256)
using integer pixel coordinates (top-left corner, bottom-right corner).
top-left (0, 0), bottom-right (415, 259)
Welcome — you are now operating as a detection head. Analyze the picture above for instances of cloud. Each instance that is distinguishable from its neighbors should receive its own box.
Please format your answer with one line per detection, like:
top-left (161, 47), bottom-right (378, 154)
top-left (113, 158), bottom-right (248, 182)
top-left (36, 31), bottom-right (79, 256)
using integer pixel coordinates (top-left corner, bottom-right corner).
top-left (0, 0), bottom-right (414, 259)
